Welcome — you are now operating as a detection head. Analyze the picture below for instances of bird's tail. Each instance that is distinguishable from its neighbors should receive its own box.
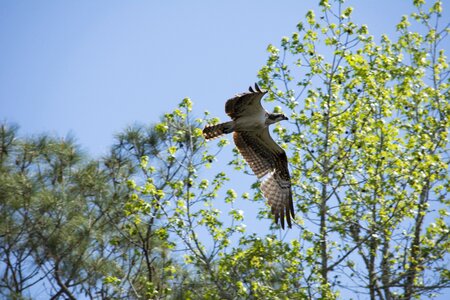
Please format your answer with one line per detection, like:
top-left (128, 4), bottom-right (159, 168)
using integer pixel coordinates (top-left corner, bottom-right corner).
top-left (202, 122), bottom-right (234, 140)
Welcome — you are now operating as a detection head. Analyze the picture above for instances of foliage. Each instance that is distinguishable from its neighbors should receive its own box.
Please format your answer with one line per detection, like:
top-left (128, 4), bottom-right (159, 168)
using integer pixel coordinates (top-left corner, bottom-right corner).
top-left (256, 0), bottom-right (450, 298)
top-left (0, 124), bottom-right (123, 299)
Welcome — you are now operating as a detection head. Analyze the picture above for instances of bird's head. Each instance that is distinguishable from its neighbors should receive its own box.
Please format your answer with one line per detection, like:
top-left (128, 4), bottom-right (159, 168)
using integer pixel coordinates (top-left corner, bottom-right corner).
top-left (266, 113), bottom-right (289, 125)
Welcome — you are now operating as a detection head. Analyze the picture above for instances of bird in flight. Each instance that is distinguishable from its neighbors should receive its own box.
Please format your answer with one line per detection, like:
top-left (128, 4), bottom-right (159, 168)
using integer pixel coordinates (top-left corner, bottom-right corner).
top-left (203, 83), bottom-right (295, 229)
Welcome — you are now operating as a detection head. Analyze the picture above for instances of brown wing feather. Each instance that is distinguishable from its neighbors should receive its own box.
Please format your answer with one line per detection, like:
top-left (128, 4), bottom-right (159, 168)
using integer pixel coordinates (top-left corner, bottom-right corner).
top-left (260, 171), bottom-right (294, 229)
top-left (233, 131), bottom-right (273, 178)
top-left (233, 129), bottom-right (295, 229)
top-left (225, 84), bottom-right (267, 120)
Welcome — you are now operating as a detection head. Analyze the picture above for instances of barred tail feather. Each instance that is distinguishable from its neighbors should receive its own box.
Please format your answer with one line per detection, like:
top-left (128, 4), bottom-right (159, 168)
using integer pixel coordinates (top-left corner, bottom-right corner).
top-left (202, 122), bottom-right (234, 140)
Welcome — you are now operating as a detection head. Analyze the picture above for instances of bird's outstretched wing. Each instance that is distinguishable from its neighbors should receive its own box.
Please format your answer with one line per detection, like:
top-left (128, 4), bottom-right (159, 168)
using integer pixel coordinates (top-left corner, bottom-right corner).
top-left (233, 128), bottom-right (295, 229)
top-left (225, 84), bottom-right (267, 120)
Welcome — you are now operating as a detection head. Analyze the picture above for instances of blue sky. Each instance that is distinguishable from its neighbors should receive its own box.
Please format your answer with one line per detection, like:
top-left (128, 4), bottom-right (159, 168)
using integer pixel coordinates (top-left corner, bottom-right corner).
top-left (3, 0), bottom-right (446, 157)
top-left (1, 1), bottom-right (449, 299)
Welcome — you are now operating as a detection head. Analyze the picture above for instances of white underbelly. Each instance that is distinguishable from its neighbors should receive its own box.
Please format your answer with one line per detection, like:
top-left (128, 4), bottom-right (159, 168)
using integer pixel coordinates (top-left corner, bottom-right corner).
top-left (235, 113), bottom-right (266, 131)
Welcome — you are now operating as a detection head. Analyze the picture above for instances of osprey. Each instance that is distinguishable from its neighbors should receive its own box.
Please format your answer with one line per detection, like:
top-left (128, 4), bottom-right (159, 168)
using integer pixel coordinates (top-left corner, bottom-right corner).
top-left (203, 84), bottom-right (295, 229)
